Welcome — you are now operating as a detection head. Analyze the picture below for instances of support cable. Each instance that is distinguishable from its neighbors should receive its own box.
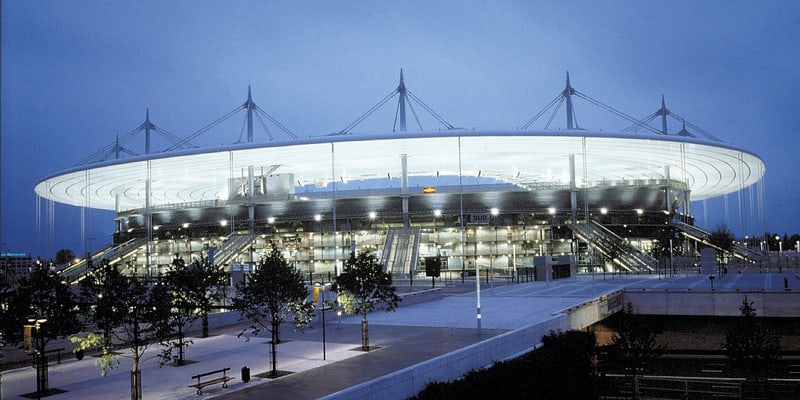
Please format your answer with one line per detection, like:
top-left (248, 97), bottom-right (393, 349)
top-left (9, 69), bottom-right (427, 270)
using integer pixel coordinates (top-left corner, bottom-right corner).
top-left (573, 91), bottom-right (662, 135)
top-left (236, 115), bottom-right (249, 143)
top-left (255, 106), bottom-right (296, 138)
top-left (623, 112), bottom-right (660, 132)
top-left (406, 90), bottom-right (455, 129)
top-left (164, 105), bottom-right (245, 151)
top-left (666, 112), bottom-right (721, 142)
top-left (521, 94), bottom-right (563, 129)
top-left (254, 112), bottom-right (274, 141)
top-left (406, 96), bottom-right (425, 131)
top-left (544, 97), bottom-right (565, 129)
top-left (338, 90), bottom-right (399, 135)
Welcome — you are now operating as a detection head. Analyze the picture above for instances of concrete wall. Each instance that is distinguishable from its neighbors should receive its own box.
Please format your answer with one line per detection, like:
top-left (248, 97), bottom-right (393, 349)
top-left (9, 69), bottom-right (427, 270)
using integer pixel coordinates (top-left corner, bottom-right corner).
top-left (563, 290), bottom-right (624, 329)
top-left (623, 289), bottom-right (800, 317)
top-left (320, 288), bottom-right (627, 400)
top-left (322, 315), bottom-right (569, 400)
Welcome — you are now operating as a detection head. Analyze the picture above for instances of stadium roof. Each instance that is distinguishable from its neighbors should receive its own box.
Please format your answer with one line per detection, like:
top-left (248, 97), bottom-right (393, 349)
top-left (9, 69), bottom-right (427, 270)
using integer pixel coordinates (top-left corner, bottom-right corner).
top-left (34, 129), bottom-right (765, 212)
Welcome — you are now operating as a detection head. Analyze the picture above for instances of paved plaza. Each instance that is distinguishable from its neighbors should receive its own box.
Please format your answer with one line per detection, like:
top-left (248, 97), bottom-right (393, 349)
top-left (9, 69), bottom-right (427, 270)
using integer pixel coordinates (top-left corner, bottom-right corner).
top-left (2, 271), bottom-right (798, 400)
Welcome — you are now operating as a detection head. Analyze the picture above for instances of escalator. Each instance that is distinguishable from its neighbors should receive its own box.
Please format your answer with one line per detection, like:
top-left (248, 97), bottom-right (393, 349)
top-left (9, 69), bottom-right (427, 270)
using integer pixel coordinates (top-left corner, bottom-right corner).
top-left (566, 220), bottom-right (657, 272)
top-left (57, 237), bottom-right (147, 283)
top-left (673, 221), bottom-right (765, 263)
top-left (211, 233), bottom-right (257, 267)
top-left (380, 227), bottom-right (421, 277)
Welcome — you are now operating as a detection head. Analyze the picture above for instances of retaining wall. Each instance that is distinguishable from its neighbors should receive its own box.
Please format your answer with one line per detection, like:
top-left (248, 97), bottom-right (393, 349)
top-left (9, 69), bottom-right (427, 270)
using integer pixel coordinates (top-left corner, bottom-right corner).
top-left (624, 289), bottom-right (800, 317)
top-left (322, 314), bottom-right (569, 400)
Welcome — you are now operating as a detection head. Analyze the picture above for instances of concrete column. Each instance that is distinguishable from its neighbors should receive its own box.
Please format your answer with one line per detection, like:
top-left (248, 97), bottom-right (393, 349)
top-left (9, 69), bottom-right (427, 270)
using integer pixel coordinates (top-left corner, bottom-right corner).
top-left (401, 153), bottom-right (409, 228)
top-left (664, 165), bottom-right (672, 214)
top-left (248, 165), bottom-right (255, 235)
top-left (569, 154), bottom-right (577, 225)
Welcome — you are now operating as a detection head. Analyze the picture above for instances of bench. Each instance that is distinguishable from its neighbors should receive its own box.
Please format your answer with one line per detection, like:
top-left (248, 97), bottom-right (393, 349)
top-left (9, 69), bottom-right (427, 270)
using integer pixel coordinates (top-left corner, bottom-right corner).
top-left (188, 367), bottom-right (235, 395)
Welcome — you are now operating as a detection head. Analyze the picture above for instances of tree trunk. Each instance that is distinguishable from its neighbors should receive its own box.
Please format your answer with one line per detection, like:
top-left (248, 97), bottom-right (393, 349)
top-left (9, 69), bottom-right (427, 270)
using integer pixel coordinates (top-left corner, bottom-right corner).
top-left (177, 324), bottom-right (185, 365)
top-left (361, 306), bottom-right (369, 351)
top-left (271, 325), bottom-right (278, 376)
top-left (131, 357), bottom-right (142, 400)
top-left (202, 312), bottom-right (209, 338)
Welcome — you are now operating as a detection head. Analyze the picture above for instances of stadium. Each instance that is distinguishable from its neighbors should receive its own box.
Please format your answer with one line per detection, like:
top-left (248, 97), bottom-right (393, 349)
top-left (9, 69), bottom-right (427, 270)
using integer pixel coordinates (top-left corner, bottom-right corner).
top-left (34, 73), bottom-right (766, 283)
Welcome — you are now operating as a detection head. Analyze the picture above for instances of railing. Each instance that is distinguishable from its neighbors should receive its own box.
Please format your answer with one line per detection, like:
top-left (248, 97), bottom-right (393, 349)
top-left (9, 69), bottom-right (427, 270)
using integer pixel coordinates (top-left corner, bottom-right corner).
top-left (380, 227), bottom-right (421, 277)
top-left (566, 220), bottom-right (656, 272)
top-left (212, 234), bottom-right (256, 267)
top-left (673, 221), bottom-right (766, 263)
top-left (58, 238), bottom-right (147, 282)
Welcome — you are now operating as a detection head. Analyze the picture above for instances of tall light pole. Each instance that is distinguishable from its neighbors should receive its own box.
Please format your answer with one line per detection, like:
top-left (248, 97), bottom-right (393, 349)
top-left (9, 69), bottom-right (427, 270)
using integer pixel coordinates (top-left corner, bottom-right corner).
top-left (315, 282), bottom-right (330, 360)
top-left (776, 235), bottom-right (783, 253)
top-left (27, 318), bottom-right (48, 399)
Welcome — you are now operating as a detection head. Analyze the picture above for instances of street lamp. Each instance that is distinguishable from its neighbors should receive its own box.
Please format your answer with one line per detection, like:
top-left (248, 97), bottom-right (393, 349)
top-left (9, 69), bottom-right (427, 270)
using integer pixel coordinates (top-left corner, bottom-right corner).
top-left (26, 318), bottom-right (48, 399)
top-left (776, 235), bottom-right (783, 253)
top-left (315, 282), bottom-right (331, 360)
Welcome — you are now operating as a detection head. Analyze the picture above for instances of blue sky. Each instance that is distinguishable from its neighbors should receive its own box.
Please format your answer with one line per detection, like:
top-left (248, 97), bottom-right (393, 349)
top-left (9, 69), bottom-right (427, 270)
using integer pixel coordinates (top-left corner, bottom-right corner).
top-left (2, 1), bottom-right (799, 257)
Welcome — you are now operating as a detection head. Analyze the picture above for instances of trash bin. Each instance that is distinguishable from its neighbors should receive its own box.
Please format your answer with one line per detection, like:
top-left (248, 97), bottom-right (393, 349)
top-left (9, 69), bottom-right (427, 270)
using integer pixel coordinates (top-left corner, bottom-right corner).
top-left (241, 366), bottom-right (250, 383)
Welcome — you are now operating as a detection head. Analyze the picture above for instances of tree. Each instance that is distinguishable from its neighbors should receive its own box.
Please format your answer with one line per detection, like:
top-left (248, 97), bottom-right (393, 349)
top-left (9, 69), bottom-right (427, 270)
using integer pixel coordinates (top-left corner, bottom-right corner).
top-left (77, 259), bottom-right (129, 351)
top-left (0, 270), bottom-right (15, 342)
top-left (159, 257), bottom-right (195, 366)
top-left (412, 329), bottom-right (597, 400)
top-left (72, 271), bottom-right (172, 400)
top-left (335, 251), bottom-right (401, 351)
top-left (170, 256), bottom-right (227, 338)
top-left (159, 256), bottom-right (227, 365)
top-left (55, 248), bottom-right (75, 266)
top-left (722, 295), bottom-right (782, 378)
top-left (5, 265), bottom-right (81, 395)
top-left (708, 225), bottom-right (734, 266)
top-left (535, 330), bottom-right (598, 399)
top-left (0, 270), bottom-right (15, 392)
top-left (232, 243), bottom-right (312, 377)
top-left (4, 265), bottom-right (81, 343)
top-left (650, 227), bottom-right (683, 271)
top-left (607, 303), bottom-right (664, 379)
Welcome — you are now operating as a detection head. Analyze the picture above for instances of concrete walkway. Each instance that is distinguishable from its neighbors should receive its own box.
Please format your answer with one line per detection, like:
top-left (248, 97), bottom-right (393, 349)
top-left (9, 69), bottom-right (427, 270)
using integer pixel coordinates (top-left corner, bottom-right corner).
top-left (1, 272), bottom-right (795, 400)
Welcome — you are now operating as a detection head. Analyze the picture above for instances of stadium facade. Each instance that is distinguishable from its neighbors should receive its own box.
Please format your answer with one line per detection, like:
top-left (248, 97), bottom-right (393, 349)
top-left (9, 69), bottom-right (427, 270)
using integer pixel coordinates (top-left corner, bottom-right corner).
top-left (34, 74), bottom-right (767, 283)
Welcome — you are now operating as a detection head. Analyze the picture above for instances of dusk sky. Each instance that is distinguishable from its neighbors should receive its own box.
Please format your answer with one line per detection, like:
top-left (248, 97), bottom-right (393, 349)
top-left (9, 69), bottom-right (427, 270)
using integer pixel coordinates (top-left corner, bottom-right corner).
top-left (2, 1), bottom-right (799, 258)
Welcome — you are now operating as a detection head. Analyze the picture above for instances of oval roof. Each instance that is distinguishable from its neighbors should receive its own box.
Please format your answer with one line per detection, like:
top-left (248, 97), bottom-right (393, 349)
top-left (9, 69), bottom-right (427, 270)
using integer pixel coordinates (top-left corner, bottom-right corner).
top-left (35, 129), bottom-right (765, 211)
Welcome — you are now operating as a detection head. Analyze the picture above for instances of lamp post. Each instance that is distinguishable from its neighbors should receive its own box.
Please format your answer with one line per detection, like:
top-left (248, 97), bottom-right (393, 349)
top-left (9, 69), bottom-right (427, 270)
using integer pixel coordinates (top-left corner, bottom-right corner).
top-left (27, 318), bottom-right (48, 399)
top-left (776, 235), bottom-right (783, 253)
top-left (315, 282), bottom-right (330, 360)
